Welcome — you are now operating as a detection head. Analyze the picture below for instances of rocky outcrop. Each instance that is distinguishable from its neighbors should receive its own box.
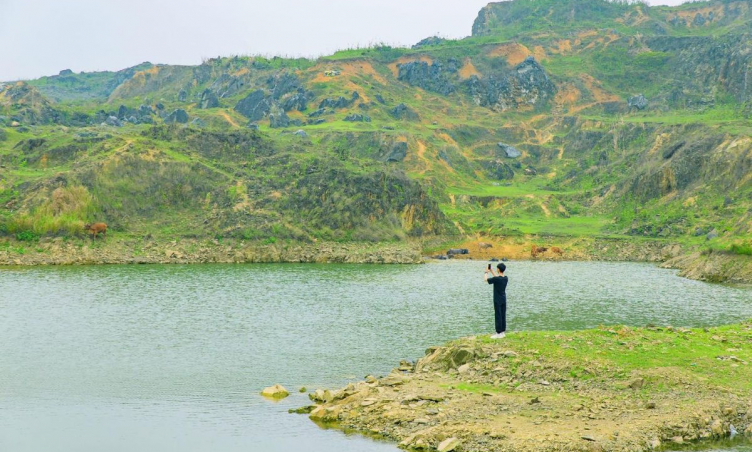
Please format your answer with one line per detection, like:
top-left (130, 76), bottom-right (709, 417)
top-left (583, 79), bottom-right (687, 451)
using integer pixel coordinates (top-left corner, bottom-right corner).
top-left (389, 103), bottom-right (420, 121)
top-left (497, 143), bottom-right (521, 158)
top-left (385, 142), bottom-right (408, 162)
top-left (344, 113), bottom-right (371, 122)
top-left (210, 73), bottom-right (247, 98)
top-left (412, 36), bottom-right (446, 49)
top-left (465, 57), bottom-right (556, 111)
top-left (234, 90), bottom-right (272, 121)
top-left (163, 109), bottom-right (189, 124)
top-left (398, 60), bottom-right (457, 96)
top-left (319, 91), bottom-right (359, 110)
top-left (281, 88), bottom-right (309, 112)
top-left (268, 105), bottom-right (290, 128)
top-left (300, 326), bottom-right (752, 452)
top-left (199, 89), bottom-right (220, 109)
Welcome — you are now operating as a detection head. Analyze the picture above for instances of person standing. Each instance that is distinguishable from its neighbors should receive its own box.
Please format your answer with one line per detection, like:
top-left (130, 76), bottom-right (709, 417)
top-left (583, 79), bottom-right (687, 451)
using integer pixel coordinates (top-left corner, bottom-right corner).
top-left (484, 263), bottom-right (508, 339)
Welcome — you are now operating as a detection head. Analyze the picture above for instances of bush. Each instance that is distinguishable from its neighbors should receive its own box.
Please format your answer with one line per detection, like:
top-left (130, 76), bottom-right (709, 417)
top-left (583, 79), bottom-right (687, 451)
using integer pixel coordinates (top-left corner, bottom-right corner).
top-left (730, 242), bottom-right (752, 256)
top-left (15, 230), bottom-right (40, 242)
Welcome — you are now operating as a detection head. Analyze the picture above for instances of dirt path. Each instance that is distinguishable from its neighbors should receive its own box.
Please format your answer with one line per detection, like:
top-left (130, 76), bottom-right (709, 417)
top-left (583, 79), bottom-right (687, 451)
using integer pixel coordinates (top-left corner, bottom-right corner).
top-left (219, 111), bottom-right (241, 128)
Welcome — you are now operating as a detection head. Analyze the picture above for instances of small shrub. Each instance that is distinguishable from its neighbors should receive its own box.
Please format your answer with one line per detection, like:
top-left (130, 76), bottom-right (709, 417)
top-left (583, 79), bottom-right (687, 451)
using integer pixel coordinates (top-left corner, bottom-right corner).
top-left (730, 242), bottom-right (752, 256)
top-left (15, 230), bottom-right (40, 242)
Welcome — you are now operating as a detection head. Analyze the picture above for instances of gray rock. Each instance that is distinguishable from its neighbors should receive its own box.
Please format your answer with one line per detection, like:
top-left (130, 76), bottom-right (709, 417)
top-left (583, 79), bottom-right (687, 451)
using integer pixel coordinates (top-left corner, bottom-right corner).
top-left (281, 89), bottom-right (308, 112)
top-left (308, 108), bottom-right (328, 118)
top-left (389, 103), bottom-right (420, 121)
top-left (498, 143), bottom-right (521, 158)
top-left (211, 74), bottom-right (246, 98)
top-left (398, 60), bottom-right (455, 96)
top-left (178, 89), bottom-right (187, 102)
top-left (104, 116), bottom-right (122, 127)
top-left (164, 109), bottom-right (189, 124)
top-left (268, 72), bottom-right (300, 99)
top-left (386, 142), bottom-right (408, 162)
top-left (343, 114), bottom-right (371, 122)
top-left (465, 56), bottom-right (555, 111)
top-left (235, 90), bottom-right (272, 121)
top-left (269, 105), bottom-right (290, 128)
top-left (247, 123), bottom-right (260, 130)
top-left (319, 91), bottom-right (359, 110)
top-left (375, 94), bottom-right (386, 104)
top-left (482, 159), bottom-right (515, 180)
top-left (293, 129), bottom-right (308, 138)
top-left (307, 118), bottom-right (326, 125)
top-left (198, 89), bottom-right (220, 109)
top-left (706, 229), bottom-right (719, 240)
top-left (628, 94), bottom-right (648, 110)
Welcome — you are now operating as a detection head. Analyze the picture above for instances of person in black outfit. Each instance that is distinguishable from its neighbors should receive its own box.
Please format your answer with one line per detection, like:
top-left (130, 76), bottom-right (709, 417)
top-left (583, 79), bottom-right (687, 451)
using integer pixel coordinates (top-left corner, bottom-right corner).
top-left (484, 263), bottom-right (508, 339)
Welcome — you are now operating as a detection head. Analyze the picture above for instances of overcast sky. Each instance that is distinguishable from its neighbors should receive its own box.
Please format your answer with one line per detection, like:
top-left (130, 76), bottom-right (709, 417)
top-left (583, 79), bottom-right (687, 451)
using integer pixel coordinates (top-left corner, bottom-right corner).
top-left (1, 0), bottom-right (688, 81)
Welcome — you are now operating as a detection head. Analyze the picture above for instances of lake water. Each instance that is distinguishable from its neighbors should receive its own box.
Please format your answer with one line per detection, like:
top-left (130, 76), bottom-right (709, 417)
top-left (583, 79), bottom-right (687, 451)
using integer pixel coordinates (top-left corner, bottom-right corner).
top-left (1, 261), bottom-right (751, 452)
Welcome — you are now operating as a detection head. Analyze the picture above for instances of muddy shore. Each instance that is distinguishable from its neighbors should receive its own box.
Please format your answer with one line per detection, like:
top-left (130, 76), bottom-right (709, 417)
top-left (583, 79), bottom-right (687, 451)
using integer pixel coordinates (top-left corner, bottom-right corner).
top-left (299, 323), bottom-right (752, 452)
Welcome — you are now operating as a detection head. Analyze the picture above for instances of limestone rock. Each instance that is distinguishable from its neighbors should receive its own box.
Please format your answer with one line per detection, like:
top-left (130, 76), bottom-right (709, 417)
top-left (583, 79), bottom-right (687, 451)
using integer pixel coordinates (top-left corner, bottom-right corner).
top-left (235, 90), bottom-right (272, 121)
top-left (198, 89), bottom-right (220, 109)
top-left (164, 109), bottom-right (189, 124)
top-left (498, 143), bottom-right (521, 158)
top-left (437, 437), bottom-right (461, 452)
top-left (628, 94), bottom-right (648, 111)
top-left (261, 384), bottom-right (289, 399)
top-left (389, 103), bottom-right (420, 121)
top-left (386, 142), bottom-right (408, 162)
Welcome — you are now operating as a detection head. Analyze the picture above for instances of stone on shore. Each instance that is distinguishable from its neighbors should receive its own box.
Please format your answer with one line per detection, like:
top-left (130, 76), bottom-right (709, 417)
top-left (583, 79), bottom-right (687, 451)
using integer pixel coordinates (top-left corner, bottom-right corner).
top-left (437, 437), bottom-right (461, 452)
top-left (261, 384), bottom-right (289, 399)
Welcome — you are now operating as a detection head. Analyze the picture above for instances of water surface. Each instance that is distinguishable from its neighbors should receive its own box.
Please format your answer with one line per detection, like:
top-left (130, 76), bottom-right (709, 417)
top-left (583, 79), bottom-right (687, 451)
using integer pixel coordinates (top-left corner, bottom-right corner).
top-left (1, 261), bottom-right (751, 452)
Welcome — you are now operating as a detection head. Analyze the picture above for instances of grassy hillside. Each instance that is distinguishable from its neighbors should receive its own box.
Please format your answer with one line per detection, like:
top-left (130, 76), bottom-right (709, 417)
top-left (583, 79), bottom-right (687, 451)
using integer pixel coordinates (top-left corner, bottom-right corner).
top-left (1, 0), bottom-right (751, 257)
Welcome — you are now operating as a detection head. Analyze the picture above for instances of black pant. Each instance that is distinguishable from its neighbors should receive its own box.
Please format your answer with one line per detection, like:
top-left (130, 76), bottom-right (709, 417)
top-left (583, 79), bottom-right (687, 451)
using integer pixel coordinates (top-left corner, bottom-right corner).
top-left (494, 298), bottom-right (506, 333)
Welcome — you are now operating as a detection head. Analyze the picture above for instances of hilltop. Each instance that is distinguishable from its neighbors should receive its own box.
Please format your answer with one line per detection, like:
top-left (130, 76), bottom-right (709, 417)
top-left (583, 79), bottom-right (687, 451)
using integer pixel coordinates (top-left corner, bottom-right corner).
top-left (0, 0), bottom-right (750, 277)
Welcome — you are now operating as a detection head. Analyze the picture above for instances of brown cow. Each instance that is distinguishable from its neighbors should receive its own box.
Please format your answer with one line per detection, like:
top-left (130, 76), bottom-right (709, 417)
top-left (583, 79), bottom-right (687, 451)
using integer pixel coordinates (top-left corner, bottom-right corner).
top-left (551, 246), bottom-right (564, 256)
top-left (84, 222), bottom-right (107, 239)
top-left (531, 244), bottom-right (539, 258)
top-left (478, 242), bottom-right (494, 250)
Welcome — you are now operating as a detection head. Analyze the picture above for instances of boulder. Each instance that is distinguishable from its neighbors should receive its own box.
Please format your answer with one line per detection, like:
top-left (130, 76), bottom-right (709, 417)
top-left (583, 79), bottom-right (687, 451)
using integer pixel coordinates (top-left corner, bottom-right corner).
top-left (210, 73), bottom-right (247, 98)
top-left (307, 118), bottom-right (326, 126)
top-left (375, 94), bottom-right (386, 104)
top-left (293, 129), bottom-right (308, 138)
top-left (628, 94), bottom-right (648, 111)
top-left (260, 384), bottom-right (289, 399)
top-left (281, 89), bottom-right (309, 112)
top-left (164, 109), bottom-right (189, 124)
top-left (268, 72), bottom-right (300, 99)
top-left (389, 103), bottom-right (420, 121)
top-left (104, 116), bottom-right (123, 127)
top-left (706, 229), bottom-right (719, 240)
top-left (386, 141), bottom-right (408, 162)
top-left (319, 91), bottom-right (359, 109)
top-left (449, 347), bottom-right (474, 368)
top-left (269, 106), bottom-right (290, 128)
top-left (498, 143), bottom-right (521, 158)
top-left (198, 89), bottom-right (220, 109)
top-left (481, 159), bottom-right (515, 180)
top-left (247, 123), bottom-right (260, 130)
top-left (177, 89), bottom-right (187, 102)
top-left (235, 90), bottom-right (272, 121)
top-left (343, 114), bottom-right (371, 122)
top-left (308, 108), bottom-right (328, 118)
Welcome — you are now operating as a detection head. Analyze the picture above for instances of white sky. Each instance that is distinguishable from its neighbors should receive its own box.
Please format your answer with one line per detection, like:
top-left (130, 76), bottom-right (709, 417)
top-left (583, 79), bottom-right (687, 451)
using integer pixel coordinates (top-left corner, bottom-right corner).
top-left (1, 0), bottom-right (688, 81)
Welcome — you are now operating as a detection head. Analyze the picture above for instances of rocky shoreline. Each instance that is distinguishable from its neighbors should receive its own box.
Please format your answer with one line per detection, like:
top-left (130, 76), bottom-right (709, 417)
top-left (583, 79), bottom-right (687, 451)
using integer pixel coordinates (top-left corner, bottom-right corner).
top-left (0, 237), bottom-right (424, 265)
top-left (298, 324), bottom-right (752, 452)
top-left (1, 235), bottom-right (749, 285)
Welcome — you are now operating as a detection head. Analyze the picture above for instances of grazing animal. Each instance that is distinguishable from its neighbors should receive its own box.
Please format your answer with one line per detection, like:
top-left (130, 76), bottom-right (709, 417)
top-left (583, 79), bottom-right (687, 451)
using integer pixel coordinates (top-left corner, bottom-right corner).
top-left (531, 244), bottom-right (539, 258)
top-left (551, 246), bottom-right (564, 256)
top-left (478, 242), bottom-right (494, 250)
top-left (84, 222), bottom-right (107, 239)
